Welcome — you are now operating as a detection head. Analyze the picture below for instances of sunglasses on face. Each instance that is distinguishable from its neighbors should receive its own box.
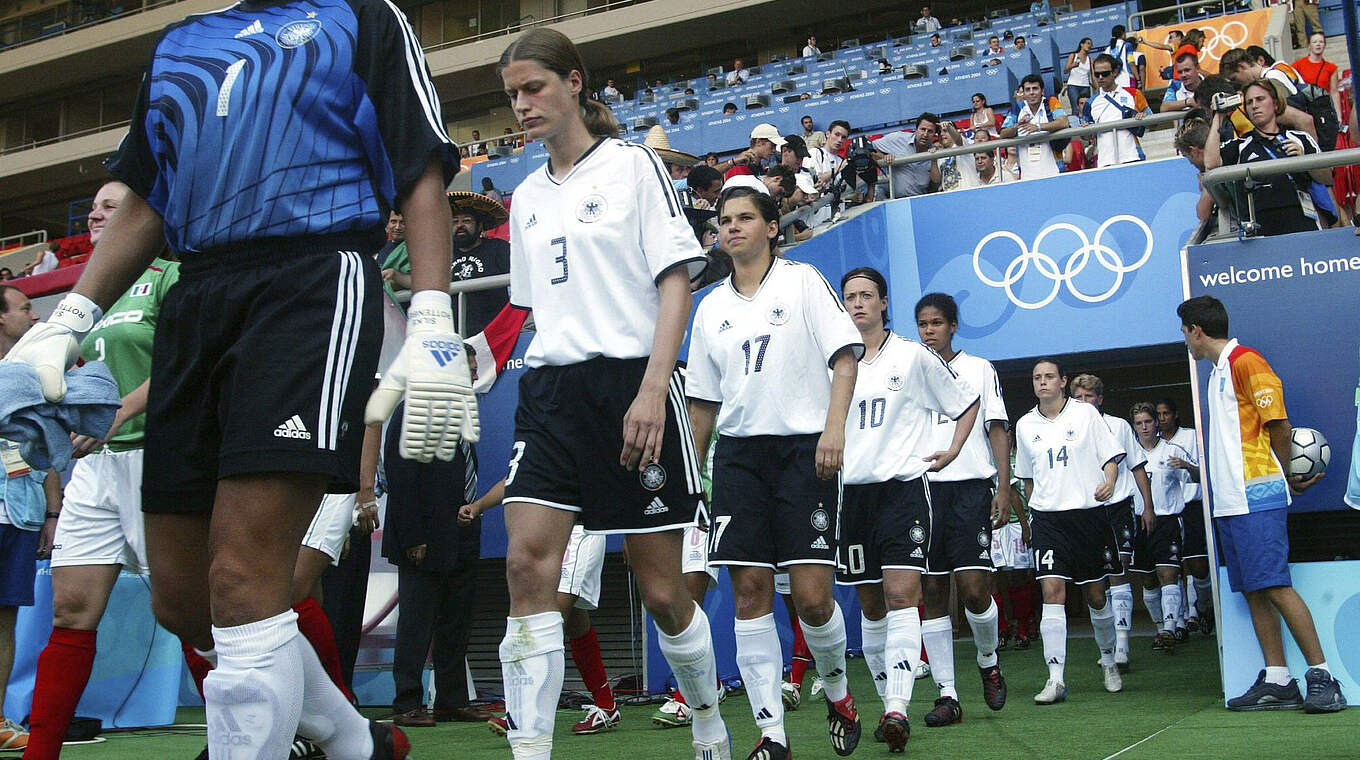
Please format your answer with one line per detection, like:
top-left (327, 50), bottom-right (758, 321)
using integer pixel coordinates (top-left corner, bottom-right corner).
top-left (1093, 70), bottom-right (1113, 78)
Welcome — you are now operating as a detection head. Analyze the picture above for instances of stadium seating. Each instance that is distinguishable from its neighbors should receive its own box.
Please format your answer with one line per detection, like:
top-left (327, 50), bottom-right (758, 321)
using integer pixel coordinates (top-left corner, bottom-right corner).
top-left (471, 2), bottom-right (1140, 194)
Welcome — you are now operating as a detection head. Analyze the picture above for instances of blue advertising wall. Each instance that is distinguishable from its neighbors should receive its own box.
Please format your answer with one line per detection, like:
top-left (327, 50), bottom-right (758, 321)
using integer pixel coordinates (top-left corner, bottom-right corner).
top-left (1183, 226), bottom-right (1360, 705)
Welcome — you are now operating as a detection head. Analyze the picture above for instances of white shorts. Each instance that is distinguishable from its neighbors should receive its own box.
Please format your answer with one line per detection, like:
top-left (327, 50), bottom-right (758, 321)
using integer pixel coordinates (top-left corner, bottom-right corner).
top-left (774, 572), bottom-right (791, 596)
top-left (989, 521), bottom-right (1034, 570)
top-left (682, 524), bottom-right (718, 588)
top-left (51, 449), bottom-right (147, 574)
top-left (559, 524), bottom-right (605, 610)
top-left (301, 493), bottom-right (356, 565)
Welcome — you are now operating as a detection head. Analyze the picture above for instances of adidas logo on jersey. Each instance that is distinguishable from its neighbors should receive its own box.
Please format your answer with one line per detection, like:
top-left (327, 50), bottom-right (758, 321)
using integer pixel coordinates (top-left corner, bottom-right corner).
top-left (525, 214), bottom-right (538, 228)
top-left (810, 536), bottom-right (829, 550)
top-left (235, 19), bottom-right (264, 38)
top-left (755, 708), bottom-right (774, 721)
top-left (643, 497), bottom-right (668, 515)
top-left (718, 319), bottom-right (733, 332)
top-left (274, 415), bottom-right (312, 440)
top-left (910, 547), bottom-right (924, 558)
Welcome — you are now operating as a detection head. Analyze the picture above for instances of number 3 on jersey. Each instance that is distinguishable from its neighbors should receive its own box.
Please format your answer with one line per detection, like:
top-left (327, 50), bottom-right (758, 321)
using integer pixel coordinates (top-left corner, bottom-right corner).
top-left (549, 237), bottom-right (568, 284)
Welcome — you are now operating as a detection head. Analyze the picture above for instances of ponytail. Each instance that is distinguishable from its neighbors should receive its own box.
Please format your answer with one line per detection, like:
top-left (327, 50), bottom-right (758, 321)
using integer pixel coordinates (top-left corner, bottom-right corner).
top-left (583, 99), bottom-right (620, 138)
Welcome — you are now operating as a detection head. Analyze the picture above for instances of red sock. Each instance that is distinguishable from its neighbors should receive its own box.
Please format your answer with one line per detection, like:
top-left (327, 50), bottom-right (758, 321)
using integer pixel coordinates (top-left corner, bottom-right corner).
top-left (293, 596), bottom-right (355, 702)
top-left (180, 638), bottom-right (213, 699)
top-left (993, 592), bottom-right (1010, 633)
top-left (789, 616), bottom-right (812, 686)
top-left (1009, 584), bottom-right (1034, 637)
top-left (25, 627), bottom-right (97, 760)
top-left (569, 628), bottom-right (614, 711)
top-left (672, 687), bottom-right (687, 705)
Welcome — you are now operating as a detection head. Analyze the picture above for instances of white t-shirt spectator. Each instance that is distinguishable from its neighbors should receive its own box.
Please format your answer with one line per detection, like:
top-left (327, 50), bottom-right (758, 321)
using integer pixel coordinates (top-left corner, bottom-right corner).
top-left (725, 68), bottom-right (750, 86)
top-left (32, 250), bottom-right (58, 275)
top-left (1001, 99), bottom-right (1066, 179)
top-left (1086, 87), bottom-right (1149, 167)
top-left (915, 16), bottom-right (942, 33)
top-left (802, 44), bottom-right (821, 57)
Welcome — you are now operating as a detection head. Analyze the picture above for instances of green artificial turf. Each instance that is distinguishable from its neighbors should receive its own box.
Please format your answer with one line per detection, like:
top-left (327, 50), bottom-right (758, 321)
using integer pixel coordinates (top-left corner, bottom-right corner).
top-left (35, 633), bottom-right (1357, 759)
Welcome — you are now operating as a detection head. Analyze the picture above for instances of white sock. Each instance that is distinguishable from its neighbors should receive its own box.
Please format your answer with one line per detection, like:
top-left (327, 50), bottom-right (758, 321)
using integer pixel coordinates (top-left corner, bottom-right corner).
top-left (801, 604), bottom-right (850, 703)
top-left (1040, 604), bottom-right (1066, 683)
top-left (206, 610), bottom-right (304, 760)
top-left (1264, 666), bottom-right (1293, 685)
top-left (921, 615), bottom-right (957, 701)
top-left (297, 637), bottom-right (373, 760)
top-left (859, 613), bottom-right (889, 703)
top-left (1193, 576), bottom-right (1213, 616)
top-left (1142, 584), bottom-right (1164, 628)
top-left (965, 598), bottom-right (1001, 669)
top-left (1161, 582), bottom-right (1183, 633)
top-left (499, 612), bottom-right (565, 760)
top-left (1089, 603), bottom-right (1117, 666)
top-left (1184, 575), bottom-right (1198, 615)
top-left (734, 614), bottom-right (784, 745)
top-left (656, 603), bottom-right (726, 744)
top-left (195, 647), bottom-right (218, 667)
top-left (1312, 661), bottom-right (1331, 674)
top-left (883, 607), bottom-right (921, 715)
top-left (1178, 578), bottom-right (1189, 624)
top-left (1110, 583), bottom-right (1133, 659)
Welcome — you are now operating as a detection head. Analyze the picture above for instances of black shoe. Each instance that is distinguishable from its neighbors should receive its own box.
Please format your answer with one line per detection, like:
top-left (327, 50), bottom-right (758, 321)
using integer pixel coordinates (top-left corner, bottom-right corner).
top-left (1226, 670), bottom-right (1303, 711)
top-left (980, 664), bottom-right (1007, 711)
top-left (1173, 627), bottom-right (1189, 643)
top-left (290, 737), bottom-right (327, 759)
top-left (873, 714), bottom-right (886, 743)
top-left (923, 696), bottom-right (962, 727)
top-left (368, 720), bottom-right (411, 760)
top-left (880, 712), bottom-right (909, 753)
top-left (825, 694), bottom-right (862, 756)
top-left (194, 746), bottom-right (208, 760)
top-left (1302, 667), bottom-right (1348, 713)
top-left (1198, 608), bottom-right (1216, 637)
top-left (1013, 634), bottom-right (1031, 650)
top-left (746, 736), bottom-right (790, 760)
top-left (997, 629), bottom-right (1012, 652)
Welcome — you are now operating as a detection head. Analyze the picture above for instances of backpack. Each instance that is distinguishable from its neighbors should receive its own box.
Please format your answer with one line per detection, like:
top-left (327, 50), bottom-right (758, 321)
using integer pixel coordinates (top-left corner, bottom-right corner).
top-left (1272, 62), bottom-right (1339, 150)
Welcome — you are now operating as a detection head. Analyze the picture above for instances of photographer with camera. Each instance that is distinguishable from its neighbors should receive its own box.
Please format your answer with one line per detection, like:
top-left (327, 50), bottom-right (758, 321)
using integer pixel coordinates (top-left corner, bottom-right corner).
top-left (1204, 78), bottom-right (1336, 235)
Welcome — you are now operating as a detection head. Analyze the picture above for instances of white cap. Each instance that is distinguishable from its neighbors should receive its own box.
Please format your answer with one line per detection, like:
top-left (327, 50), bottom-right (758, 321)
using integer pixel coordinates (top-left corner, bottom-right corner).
top-left (722, 174), bottom-right (770, 195)
top-left (749, 123), bottom-right (787, 148)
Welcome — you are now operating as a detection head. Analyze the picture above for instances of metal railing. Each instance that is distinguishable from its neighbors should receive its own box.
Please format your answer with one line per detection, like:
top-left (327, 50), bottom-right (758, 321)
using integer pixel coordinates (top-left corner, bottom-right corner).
top-left (0, 0), bottom-right (182, 54)
top-left (0, 229), bottom-right (47, 250)
top-left (1128, 0), bottom-right (1253, 31)
top-left (423, 0), bottom-right (649, 54)
top-left (393, 273), bottom-right (511, 335)
top-left (878, 110), bottom-right (1191, 198)
top-left (0, 120), bottom-right (130, 158)
top-left (1200, 147), bottom-right (1360, 239)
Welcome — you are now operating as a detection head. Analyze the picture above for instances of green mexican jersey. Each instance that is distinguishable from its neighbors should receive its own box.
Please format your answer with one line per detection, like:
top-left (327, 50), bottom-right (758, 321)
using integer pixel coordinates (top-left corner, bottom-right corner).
top-left (80, 258), bottom-right (180, 451)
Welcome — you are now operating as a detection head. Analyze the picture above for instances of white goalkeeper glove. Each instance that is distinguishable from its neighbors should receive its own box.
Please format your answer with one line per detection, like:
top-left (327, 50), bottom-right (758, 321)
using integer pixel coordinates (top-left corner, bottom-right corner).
top-left (364, 290), bottom-right (479, 461)
top-left (3, 292), bottom-right (100, 402)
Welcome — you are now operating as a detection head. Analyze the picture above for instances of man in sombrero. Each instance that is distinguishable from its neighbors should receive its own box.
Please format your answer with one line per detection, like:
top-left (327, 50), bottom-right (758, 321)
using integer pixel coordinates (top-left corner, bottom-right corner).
top-left (446, 191), bottom-right (511, 335)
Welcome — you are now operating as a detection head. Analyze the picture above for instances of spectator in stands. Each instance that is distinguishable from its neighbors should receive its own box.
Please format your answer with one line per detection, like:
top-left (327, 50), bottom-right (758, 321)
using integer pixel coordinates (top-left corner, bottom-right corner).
top-left (1174, 118), bottom-right (1219, 222)
top-left (762, 164), bottom-right (797, 203)
top-left (1064, 37), bottom-right (1095, 112)
top-left (781, 134), bottom-right (819, 205)
top-left (0, 268), bottom-right (10, 281)
top-left (1002, 30), bottom-right (1014, 44)
top-left (936, 123), bottom-right (967, 191)
top-left (704, 152), bottom-right (720, 166)
top-left (382, 406), bottom-right (490, 727)
top-left (602, 79), bottom-right (621, 101)
top-left (719, 123), bottom-right (784, 177)
top-left (722, 102), bottom-right (738, 114)
top-left (878, 58), bottom-right (894, 75)
top-left (987, 36), bottom-right (1004, 55)
top-left (871, 111), bottom-right (942, 199)
top-left (19, 242), bottom-right (59, 277)
top-left (726, 58), bottom-right (750, 86)
top-left (915, 5), bottom-right (942, 34)
top-left (687, 164), bottom-right (725, 209)
top-left (1105, 25), bottom-right (1147, 89)
top-left (1205, 78), bottom-right (1335, 234)
top-left (1293, 32), bottom-right (1342, 123)
top-left (666, 108), bottom-right (682, 125)
top-left (448, 192), bottom-right (512, 335)
top-left (1086, 53), bottom-right (1152, 167)
top-left (1291, 0), bottom-right (1323, 48)
top-left (801, 116), bottom-right (827, 149)
top-left (481, 176), bottom-right (504, 205)
top-left (643, 124), bottom-right (698, 185)
top-left (378, 210), bottom-right (405, 263)
top-left (803, 35), bottom-right (821, 58)
top-left (1000, 73), bottom-right (1069, 179)
top-left (1221, 48), bottom-right (1299, 94)
top-left (1161, 52), bottom-right (1206, 112)
top-left (970, 92), bottom-right (996, 133)
top-left (810, 120), bottom-right (849, 189)
top-left (685, 87), bottom-right (696, 95)
top-left (468, 129), bottom-right (485, 156)
top-left (1014, 35), bottom-right (1026, 51)
top-left (929, 33), bottom-right (942, 48)
top-left (969, 147), bottom-right (1013, 187)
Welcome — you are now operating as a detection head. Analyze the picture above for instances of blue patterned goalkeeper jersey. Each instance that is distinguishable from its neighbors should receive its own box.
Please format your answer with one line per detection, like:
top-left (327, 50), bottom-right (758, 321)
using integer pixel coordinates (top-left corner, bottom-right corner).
top-left (106, 0), bottom-right (456, 255)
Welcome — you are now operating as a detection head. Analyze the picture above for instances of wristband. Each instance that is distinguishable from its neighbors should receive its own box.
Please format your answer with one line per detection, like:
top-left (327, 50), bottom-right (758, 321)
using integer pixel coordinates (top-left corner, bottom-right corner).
top-left (407, 290), bottom-right (455, 334)
top-left (50, 293), bottom-right (103, 337)
top-left (45, 512), bottom-right (61, 520)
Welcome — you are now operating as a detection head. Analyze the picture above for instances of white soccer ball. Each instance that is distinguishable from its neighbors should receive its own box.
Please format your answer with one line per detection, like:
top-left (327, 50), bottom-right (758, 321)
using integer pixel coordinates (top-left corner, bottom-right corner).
top-left (1288, 427), bottom-right (1330, 479)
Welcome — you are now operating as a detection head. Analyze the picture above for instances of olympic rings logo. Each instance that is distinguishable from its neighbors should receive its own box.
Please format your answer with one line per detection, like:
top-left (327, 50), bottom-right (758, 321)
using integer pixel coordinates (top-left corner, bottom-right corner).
top-left (1196, 21), bottom-right (1248, 63)
top-left (971, 215), bottom-right (1155, 310)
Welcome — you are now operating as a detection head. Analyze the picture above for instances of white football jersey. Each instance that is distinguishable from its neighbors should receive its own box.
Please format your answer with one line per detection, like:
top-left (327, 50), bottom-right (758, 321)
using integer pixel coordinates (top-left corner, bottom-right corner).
top-left (1165, 426), bottom-right (1202, 503)
top-left (1101, 412), bottom-right (1147, 504)
top-left (509, 138), bottom-right (707, 368)
top-left (843, 333), bottom-right (978, 485)
top-left (686, 258), bottom-right (863, 437)
top-left (930, 351), bottom-right (1009, 482)
top-left (1130, 437), bottom-right (1194, 516)
top-left (1015, 399), bottom-right (1126, 512)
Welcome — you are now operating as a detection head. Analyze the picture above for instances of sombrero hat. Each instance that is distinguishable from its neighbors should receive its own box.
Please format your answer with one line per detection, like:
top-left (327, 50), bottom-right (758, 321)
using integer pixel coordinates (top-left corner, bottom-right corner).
top-left (643, 125), bottom-right (699, 167)
top-left (447, 191), bottom-right (509, 228)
